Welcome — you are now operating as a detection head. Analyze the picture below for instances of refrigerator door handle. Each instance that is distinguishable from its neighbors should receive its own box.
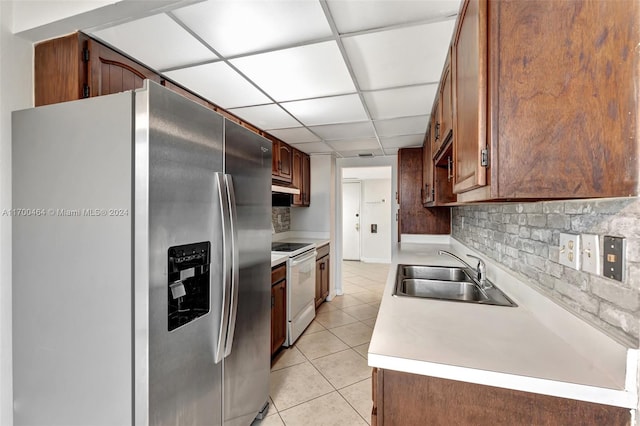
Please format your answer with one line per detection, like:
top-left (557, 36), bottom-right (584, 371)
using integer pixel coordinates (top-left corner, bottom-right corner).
top-left (223, 174), bottom-right (240, 358)
top-left (214, 172), bottom-right (232, 364)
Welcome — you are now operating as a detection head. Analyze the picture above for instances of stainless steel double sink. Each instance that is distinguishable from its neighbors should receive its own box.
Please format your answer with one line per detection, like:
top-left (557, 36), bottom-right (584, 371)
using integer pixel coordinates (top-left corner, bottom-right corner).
top-left (393, 265), bottom-right (517, 307)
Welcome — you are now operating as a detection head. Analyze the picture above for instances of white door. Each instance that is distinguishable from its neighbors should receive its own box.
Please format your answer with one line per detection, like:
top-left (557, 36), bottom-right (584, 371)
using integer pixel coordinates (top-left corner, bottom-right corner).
top-left (342, 181), bottom-right (361, 260)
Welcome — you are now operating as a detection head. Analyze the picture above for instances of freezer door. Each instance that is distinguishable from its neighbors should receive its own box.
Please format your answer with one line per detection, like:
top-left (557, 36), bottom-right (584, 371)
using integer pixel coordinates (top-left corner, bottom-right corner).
top-left (223, 120), bottom-right (272, 425)
top-left (137, 82), bottom-right (225, 426)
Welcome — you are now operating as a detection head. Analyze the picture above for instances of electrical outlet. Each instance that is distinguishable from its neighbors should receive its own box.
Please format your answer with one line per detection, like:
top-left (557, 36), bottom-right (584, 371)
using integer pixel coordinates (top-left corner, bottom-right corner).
top-left (581, 234), bottom-right (600, 275)
top-left (559, 233), bottom-right (580, 270)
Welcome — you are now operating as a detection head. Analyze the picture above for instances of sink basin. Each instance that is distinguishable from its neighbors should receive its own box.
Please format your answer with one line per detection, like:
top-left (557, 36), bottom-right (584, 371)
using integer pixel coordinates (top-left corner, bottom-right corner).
top-left (400, 265), bottom-right (469, 281)
top-left (399, 279), bottom-right (486, 301)
top-left (393, 264), bottom-right (517, 307)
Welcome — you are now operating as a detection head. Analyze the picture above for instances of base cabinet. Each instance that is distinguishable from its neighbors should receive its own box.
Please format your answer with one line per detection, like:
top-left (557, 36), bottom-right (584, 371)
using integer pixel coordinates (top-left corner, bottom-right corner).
top-left (315, 244), bottom-right (330, 308)
top-left (271, 264), bottom-right (287, 356)
top-left (373, 368), bottom-right (630, 426)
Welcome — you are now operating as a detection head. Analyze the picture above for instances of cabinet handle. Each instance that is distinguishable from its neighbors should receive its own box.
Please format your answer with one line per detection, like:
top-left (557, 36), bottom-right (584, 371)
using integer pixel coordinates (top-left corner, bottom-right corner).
top-left (447, 156), bottom-right (453, 182)
top-left (435, 122), bottom-right (440, 141)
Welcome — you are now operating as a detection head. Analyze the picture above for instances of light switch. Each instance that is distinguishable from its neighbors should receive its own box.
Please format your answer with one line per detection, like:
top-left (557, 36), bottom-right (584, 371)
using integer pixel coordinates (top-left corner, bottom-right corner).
top-left (559, 233), bottom-right (580, 270)
top-left (581, 234), bottom-right (600, 275)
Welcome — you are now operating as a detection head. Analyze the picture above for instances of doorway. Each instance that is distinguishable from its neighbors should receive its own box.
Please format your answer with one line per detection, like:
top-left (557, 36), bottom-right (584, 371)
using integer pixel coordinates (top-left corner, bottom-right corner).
top-left (342, 181), bottom-right (361, 260)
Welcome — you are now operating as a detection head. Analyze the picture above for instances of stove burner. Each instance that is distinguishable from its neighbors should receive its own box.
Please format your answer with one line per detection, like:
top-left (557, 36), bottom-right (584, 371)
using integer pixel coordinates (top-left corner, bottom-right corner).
top-left (271, 242), bottom-right (312, 252)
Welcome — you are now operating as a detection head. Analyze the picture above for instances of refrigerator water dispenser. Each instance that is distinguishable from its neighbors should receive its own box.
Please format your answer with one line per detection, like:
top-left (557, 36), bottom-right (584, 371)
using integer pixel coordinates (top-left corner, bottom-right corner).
top-left (168, 242), bottom-right (211, 331)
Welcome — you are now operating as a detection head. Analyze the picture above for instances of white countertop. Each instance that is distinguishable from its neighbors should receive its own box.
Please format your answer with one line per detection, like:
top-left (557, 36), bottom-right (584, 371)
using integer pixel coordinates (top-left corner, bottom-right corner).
top-left (368, 239), bottom-right (638, 409)
top-left (271, 253), bottom-right (288, 268)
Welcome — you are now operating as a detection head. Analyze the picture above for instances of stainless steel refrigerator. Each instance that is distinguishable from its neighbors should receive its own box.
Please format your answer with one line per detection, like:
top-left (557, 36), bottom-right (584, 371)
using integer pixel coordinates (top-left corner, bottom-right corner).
top-left (12, 81), bottom-right (272, 426)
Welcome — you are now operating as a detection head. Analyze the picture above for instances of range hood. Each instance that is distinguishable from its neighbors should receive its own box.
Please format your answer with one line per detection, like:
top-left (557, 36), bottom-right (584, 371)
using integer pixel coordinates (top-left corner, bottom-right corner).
top-left (272, 185), bottom-right (300, 195)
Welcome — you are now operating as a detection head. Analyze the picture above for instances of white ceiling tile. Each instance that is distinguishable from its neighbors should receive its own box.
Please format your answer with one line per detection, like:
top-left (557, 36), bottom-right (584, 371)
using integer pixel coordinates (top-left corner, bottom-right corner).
top-left (172, 1), bottom-right (332, 57)
top-left (343, 21), bottom-right (456, 90)
top-left (326, 138), bottom-right (380, 151)
top-left (290, 141), bottom-right (334, 154)
top-left (282, 94), bottom-right (368, 126)
top-left (374, 115), bottom-right (428, 137)
top-left (383, 147), bottom-right (400, 156)
top-left (230, 41), bottom-right (356, 102)
top-left (90, 13), bottom-right (218, 71)
top-left (327, 0), bottom-right (461, 34)
top-left (380, 134), bottom-right (424, 149)
top-left (308, 121), bottom-right (375, 141)
top-left (164, 62), bottom-right (271, 109)
top-left (337, 148), bottom-right (384, 158)
top-left (229, 104), bottom-right (300, 130)
top-left (364, 85), bottom-right (437, 120)
top-left (269, 127), bottom-right (321, 144)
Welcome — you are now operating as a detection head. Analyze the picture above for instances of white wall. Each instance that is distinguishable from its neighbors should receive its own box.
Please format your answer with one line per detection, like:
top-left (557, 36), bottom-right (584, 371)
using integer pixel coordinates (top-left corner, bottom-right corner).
top-left (360, 179), bottom-right (392, 263)
top-left (0, 2), bottom-right (34, 424)
top-left (290, 154), bottom-right (333, 233)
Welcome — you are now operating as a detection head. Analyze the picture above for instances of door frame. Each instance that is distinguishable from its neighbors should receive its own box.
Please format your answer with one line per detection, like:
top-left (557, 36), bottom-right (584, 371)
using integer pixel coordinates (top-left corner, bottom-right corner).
top-left (342, 180), bottom-right (362, 261)
top-left (334, 159), bottom-right (397, 296)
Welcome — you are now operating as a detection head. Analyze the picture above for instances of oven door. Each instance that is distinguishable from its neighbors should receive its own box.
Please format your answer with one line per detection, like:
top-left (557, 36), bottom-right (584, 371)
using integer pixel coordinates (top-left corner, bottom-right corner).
top-left (287, 249), bottom-right (317, 345)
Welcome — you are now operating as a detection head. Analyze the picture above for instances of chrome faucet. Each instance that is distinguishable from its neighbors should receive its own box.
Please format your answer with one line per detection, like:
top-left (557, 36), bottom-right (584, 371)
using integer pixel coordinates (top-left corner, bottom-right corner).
top-left (438, 250), bottom-right (489, 289)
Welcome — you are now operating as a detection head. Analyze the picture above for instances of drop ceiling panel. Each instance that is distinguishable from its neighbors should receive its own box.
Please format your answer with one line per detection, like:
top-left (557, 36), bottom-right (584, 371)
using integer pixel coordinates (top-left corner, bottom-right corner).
top-left (269, 127), bottom-right (321, 144)
top-left (90, 13), bottom-right (218, 71)
top-left (229, 104), bottom-right (300, 130)
top-left (337, 148), bottom-right (385, 158)
top-left (326, 138), bottom-right (380, 151)
top-left (282, 94), bottom-right (368, 126)
top-left (380, 134), bottom-right (424, 149)
top-left (383, 147), bottom-right (400, 155)
top-left (343, 21), bottom-right (456, 90)
top-left (164, 62), bottom-right (271, 109)
top-left (327, 0), bottom-right (462, 34)
top-left (364, 85), bottom-right (437, 120)
top-left (308, 121), bottom-right (375, 141)
top-left (172, 1), bottom-right (332, 57)
top-left (290, 141), bottom-right (334, 154)
top-left (230, 41), bottom-right (356, 102)
top-left (374, 115), bottom-right (428, 137)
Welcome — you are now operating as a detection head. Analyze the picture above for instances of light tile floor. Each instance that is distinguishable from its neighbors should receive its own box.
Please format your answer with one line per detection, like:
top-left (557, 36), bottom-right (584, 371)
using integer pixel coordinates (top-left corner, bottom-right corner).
top-left (253, 261), bottom-right (390, 426)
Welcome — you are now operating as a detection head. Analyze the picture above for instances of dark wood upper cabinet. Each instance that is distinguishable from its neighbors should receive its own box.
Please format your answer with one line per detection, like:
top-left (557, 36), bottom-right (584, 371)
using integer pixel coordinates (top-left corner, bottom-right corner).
top-left (86, 38), bottom-right (161, 98)
top-left (398, 148), bottom-right (450, 237)
top-left (271, 139), bottom-right (293, 184)
top-left (452, 0), bottom-right (488, 194)
top-left (452, 0), bottom-right (639, 201)
top-left (292, 149), bottom-right (311, 207)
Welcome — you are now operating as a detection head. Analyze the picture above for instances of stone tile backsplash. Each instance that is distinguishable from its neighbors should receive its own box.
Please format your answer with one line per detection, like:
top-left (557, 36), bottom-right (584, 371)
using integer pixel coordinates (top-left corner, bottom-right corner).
top-left (272, 207), bottom-right (290, 234)
top-left (452, 198), bottom-right (640, 346)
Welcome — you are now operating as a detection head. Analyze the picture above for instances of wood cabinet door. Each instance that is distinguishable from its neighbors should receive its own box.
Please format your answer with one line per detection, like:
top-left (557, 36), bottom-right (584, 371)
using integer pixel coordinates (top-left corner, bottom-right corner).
top-left (452, 0), bottom-right (488, 194)
top-left (292, 149), bottom-right (303, 206)
top-left (422, 130), bottom-right (434, 205)
top-left (321, 257), bottom-right (330, 300)
top-left (315, 256), bottom-right (330, 308)
top-left (87, 39), bottom-right (161, 97)
top-left (271, 281), bottom-right (286, 355)
top-left (440, 51), bottom-right (453, 144)
top-left (278, 143), bottom-right (293, 182)
top-left (302, 153), bottom-right (311, 206)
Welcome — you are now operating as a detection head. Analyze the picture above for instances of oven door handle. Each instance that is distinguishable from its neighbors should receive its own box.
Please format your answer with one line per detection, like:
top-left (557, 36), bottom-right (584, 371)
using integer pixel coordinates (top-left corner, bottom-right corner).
top-left (290, 250), bottom-right (317, 267)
